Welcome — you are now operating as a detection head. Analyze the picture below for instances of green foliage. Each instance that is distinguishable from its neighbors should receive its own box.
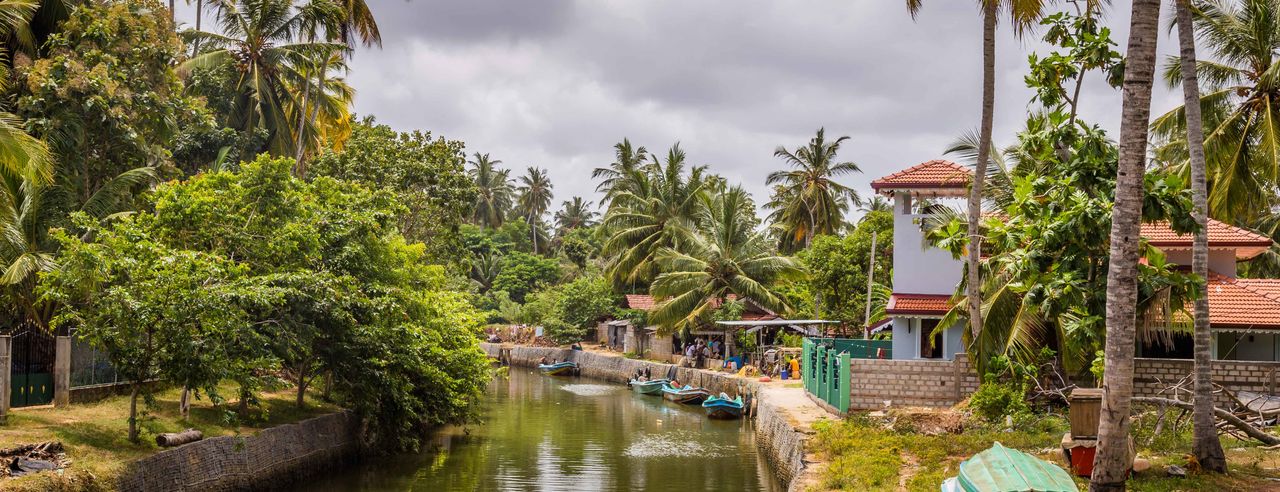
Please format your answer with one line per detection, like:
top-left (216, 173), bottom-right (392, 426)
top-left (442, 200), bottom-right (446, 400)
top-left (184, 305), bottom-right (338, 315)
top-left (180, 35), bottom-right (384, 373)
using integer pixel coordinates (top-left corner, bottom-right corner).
top-left (541, 317), bottom-right (583, 345)
top-left (560, 225), bottom-right (601, 269)
top-left (18, 0), bottom-right (190, 196)
top-left (711, 298), bottom-right (746, 322)
top-left (557, 274), bottom-right (618, 329)
top-left (969, 383), bottom-right (1031, 424)
top-left (42, 156), bottom-right (490, 451)
top-left (802, 211), bottom-right (893, 326)
top-left (311, 117), bottom-right (477, 269)
top-left (766, 127), bottom-right (863, 253)
top-left (492, 251), bottom-right (560, 303)
top-left (1025, 11), bottom-right (1123, 110)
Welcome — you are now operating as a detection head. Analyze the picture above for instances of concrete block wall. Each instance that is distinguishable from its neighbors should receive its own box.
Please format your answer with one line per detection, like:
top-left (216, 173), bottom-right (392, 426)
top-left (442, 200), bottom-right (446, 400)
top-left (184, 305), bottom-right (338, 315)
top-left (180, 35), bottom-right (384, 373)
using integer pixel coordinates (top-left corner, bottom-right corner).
top-left (1133, 358), bottom-right (1280, 408)
top-left (117, 412), bottom-right (360, 491)
top-left (849, 354), bottom-right (979, 410)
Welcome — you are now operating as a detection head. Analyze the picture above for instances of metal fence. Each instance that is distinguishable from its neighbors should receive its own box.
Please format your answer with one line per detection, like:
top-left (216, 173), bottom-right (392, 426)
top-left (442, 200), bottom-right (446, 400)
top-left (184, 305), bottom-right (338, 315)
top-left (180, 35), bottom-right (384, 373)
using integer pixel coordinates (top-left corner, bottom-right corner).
top-left (70, 337), bottom-right (123, 388)
top-left (801, 337), bottom-right (894, 413)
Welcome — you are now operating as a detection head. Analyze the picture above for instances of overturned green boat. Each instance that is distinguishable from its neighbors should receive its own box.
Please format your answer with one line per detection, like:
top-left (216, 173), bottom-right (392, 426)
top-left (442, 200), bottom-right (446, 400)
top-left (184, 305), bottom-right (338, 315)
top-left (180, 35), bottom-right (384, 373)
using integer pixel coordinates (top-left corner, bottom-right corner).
top-left (941, 442), bottom-right (1076, 492)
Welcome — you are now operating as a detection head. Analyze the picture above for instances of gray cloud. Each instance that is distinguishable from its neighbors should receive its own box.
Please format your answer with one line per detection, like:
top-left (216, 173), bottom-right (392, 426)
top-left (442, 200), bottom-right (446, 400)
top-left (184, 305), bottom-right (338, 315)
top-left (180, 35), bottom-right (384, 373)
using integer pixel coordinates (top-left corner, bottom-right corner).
top-left (177, 1), bottom-right (1184, 218)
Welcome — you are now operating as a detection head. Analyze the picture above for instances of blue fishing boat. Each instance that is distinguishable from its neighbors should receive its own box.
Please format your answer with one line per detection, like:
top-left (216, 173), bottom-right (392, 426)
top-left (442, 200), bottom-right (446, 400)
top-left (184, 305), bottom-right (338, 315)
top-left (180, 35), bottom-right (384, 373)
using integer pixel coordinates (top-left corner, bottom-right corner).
top-left (661, 383), bottom-right (712, 404)
top-left (629, 378), bottom-right (670, 395)
top-left (538, 361), bottom-right (578, 376)
top-left (702, 393), bottom-right (745, 419)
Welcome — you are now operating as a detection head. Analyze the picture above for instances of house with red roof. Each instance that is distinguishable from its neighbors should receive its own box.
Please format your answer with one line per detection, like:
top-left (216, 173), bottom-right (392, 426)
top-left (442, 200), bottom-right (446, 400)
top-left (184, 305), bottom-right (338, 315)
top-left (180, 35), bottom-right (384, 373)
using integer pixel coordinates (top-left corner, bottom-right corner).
top-left (872, 160), bottom-right (1280, 362)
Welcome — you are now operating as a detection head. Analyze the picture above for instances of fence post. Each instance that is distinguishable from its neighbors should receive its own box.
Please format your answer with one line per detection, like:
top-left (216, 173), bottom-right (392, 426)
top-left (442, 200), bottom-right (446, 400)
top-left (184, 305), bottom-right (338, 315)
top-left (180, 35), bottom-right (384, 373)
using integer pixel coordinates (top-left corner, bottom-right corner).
top-left (0, 335), bottom-right (9, 423)
top-left (838, 352), bottom-right (851, 413)
top-left (801, 338), bottom-right (812, 393)
top-left (54, 336), bottom-right (70, 407)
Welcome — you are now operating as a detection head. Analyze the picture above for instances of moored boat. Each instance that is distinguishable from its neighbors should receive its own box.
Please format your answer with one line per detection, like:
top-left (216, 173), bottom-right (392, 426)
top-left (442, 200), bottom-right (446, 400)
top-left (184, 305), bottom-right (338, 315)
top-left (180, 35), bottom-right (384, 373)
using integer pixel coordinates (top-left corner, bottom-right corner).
top-left (661, 383), bottom-right (712, 404)
top-left (940, 442), bottom-right (1075, 492)
top-left (702, 393), bottom-right (744, 419)
top-left (629, 378), bottom-right (670, 395)
top-left (538, 361), bottom-right (578, 376)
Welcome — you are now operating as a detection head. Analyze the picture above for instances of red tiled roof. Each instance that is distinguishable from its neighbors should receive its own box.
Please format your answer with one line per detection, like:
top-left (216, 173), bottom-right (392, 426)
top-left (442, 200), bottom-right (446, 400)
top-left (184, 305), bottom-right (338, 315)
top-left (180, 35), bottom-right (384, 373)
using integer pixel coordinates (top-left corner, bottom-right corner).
top-left (871, 160), bottom-right (972, 192)
top-left (1204, 274), bottom-right (1280, 329)
top-left (1235, 278), bottom-right (1280, 301)
top-left (886, 293), bottom-right (953, 316)
top-left (624, 294), bottom-right (654, 310)
top-left (1142, 219), bottom-right (1273, 260)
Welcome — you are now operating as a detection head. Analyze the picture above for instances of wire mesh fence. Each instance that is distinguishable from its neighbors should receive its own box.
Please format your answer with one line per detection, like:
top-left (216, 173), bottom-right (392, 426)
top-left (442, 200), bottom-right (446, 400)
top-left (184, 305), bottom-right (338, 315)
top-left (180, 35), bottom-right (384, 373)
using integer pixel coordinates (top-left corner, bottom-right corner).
top-left (70, 337), bottom-right (123, 388)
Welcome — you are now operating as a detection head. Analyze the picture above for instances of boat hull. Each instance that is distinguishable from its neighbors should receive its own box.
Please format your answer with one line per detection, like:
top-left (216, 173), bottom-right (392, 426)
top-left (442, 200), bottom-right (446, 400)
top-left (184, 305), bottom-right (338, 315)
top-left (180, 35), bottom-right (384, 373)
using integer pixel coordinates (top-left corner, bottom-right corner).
top-left (630, 379), bottom-right (670, 395)
top-left (702, 394), bottom-right (745, 419)
top-left (538, 362), bottom-right (578, 376)
top-left (704, 405), bottom-right (744, 419)
top-left (661, 384), bottom-right (712, 404)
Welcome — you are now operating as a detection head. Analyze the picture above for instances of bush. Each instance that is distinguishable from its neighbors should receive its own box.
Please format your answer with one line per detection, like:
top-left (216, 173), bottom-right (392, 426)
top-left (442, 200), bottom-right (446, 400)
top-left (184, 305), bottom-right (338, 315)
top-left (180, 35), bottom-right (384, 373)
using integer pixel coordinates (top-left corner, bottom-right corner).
top-left (543, 317), bottom-right (585, 345)
top-left (969, 382), bottom-right (1031, 423)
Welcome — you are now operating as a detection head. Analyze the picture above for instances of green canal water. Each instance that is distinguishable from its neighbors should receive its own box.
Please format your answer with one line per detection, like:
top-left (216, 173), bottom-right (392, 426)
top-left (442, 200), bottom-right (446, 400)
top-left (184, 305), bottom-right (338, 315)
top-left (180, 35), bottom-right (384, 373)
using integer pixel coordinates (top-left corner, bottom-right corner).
top-left (298, 367), bottom-right (783, 491)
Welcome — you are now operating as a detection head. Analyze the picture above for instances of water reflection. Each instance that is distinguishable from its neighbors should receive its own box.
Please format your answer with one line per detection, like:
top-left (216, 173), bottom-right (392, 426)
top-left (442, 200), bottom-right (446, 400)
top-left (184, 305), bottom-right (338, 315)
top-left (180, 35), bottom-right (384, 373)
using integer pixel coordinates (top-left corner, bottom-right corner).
top-left (296, 368), bottom-right (781, 491)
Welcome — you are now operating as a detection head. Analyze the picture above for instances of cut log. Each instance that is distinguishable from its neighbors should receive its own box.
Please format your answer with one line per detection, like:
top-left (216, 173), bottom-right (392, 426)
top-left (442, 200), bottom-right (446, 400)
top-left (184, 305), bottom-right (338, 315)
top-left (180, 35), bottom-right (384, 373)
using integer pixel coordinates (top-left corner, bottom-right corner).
top-left (155, 429), bottom-right (203, 447)
top-left (1133, 397), bottom-right (1280, 446)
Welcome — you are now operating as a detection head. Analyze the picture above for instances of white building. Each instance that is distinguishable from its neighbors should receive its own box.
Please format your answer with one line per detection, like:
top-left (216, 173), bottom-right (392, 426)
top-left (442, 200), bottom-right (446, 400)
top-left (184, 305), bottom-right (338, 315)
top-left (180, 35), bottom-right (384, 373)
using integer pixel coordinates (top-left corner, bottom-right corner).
top-left (870, 160), bottom-right (1280, 362)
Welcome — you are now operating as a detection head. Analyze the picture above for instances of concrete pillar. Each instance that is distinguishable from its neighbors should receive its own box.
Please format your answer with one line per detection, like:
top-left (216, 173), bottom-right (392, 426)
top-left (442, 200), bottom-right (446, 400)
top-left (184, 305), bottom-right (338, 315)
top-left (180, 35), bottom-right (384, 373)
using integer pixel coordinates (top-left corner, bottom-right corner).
top-left (54, 336), bottom-right (70, 407)
top-left (0, 335), bottom-right (10, 423)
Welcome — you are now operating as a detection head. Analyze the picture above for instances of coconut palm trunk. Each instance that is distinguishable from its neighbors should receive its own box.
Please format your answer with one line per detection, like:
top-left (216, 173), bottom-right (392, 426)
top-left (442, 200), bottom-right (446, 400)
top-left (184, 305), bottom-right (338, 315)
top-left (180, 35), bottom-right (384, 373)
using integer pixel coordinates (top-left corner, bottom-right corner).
top-left (1174, 0), bottom-right (1228, 473)
top-left (1091, 0), bottom-right (1162, 489)
top-left (966, 0), bottom-right (996, 340)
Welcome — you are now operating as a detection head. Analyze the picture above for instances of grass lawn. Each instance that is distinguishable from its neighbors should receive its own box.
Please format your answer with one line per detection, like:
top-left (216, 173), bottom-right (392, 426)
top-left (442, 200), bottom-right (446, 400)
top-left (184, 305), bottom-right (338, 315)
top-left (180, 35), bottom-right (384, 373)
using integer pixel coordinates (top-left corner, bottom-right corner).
top-left (0, 383), bottom-right (339, 491)
top-left (810, 409), bottom-right (1280, 492)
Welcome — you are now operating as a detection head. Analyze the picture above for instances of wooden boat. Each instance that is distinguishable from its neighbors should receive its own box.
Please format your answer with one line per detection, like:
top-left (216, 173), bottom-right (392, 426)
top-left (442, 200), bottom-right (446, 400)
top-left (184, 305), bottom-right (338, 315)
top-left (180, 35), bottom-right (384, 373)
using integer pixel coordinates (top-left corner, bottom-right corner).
top-left (537, 361), bottom-right (578, 376)
top-left (628, 378), bottom-right (670, 395)
top-left (661, 383), bottom-right (712, 404)
top-left (702, 393), bottom-right (745, 419)
top-left (941, 442), bottom-right (1075, 492)
top-left (1234, 390), bottom-right (1280, 418)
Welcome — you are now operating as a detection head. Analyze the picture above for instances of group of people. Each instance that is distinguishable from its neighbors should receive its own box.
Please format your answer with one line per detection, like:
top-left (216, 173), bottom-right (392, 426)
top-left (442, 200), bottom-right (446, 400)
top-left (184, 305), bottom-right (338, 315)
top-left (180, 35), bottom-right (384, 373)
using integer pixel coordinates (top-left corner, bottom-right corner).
top-left (682, 338), bottom-right (724, 369)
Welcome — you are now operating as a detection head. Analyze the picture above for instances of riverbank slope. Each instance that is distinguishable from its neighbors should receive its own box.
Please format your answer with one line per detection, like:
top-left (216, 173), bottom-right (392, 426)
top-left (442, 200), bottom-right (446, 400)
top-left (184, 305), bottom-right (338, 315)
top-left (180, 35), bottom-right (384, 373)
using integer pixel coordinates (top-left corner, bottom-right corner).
top-left (481, 342), bottom-right (830, 491)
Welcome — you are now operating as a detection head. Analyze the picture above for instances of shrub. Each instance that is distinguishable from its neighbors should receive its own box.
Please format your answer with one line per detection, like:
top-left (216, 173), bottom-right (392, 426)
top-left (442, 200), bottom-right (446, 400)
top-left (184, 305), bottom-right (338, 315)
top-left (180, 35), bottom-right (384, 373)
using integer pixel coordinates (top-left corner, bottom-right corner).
top-left (543, 317), bottom-right (585, 345)
top-left (969, 382), bottom-right (1031, 423)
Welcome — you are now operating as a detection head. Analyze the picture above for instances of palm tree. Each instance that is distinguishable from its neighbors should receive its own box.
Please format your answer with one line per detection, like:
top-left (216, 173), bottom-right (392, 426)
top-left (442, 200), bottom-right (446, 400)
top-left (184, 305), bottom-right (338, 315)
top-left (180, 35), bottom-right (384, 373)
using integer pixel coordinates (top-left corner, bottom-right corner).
top-left (765, 128), bottom-right (861, 253)
top-left (649, 186), bottom-right (803, 334)
top-left (290, 47), bottom-right (354, 176)
top-left (1153, 0), bottom-right (1280, 224)
top-left (332, 0), bottom-right (379, 47)
top-left (594, 138), bottom-right (649, 205)
top-left (468, 153), bottom-right (513, 229)
top-left (858, 196), bottom-right (891, 216)
top-left (181, 0), bottom-right (348, 157)
top-left (1094, 0), bottom-right (1163, 489)
top-left (906, 0), bottom-right (1054, 341)
top-left (601, 144), bottom-right (709, 286)
top-left (555, 196), bottom-right (597, 233)
top-left (1173, 0), bottom-right (1228, 473)
top-left (517, 167), bottom-right (554, 254)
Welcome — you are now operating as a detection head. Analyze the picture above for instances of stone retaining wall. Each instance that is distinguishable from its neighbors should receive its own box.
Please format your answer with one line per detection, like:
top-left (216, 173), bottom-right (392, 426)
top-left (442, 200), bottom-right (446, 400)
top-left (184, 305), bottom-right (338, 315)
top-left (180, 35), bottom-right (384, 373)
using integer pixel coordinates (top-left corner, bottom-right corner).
top-left (482, 343), bottom-right (815, 490)
top-left (117, 411), bottom-right (360, 491)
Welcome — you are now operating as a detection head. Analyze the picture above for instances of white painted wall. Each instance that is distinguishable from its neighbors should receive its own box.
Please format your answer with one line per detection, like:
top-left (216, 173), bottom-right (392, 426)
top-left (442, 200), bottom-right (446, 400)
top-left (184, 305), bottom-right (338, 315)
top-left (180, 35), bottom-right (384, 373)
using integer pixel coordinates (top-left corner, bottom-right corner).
top-left (892, 195), bottom-right (963, 295)
top-left (890, 317), bottom-right (966, 360)
top-left (943, 321), bottom-right (964, 360)
top-left (1161, 249), bottom-right (1237, 277)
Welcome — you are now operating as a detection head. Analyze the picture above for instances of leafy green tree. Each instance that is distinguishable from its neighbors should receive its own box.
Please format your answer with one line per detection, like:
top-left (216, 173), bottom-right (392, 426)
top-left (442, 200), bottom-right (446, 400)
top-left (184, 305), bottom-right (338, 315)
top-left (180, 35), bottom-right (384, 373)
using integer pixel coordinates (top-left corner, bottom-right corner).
top-left (492, 251), bottom-right (560, 302)
top-left (557, 274), bottom-right (618, 331)
top-left (181, 0), bottom-right (348, 157)
top-left (311, 117), bottom-right (476, 267)
top-left (516, 166), bottom-right (553, 254)
top-left (802, 211), bottom-right (893, 326)
top-left (601, 143), bottom-right (708, 287)
top-left (766, 128), bottom-right (862, 253)
top-left (468, 153), bottom-right (513, 228)
top-left (593, 138), bottom-right (648, 202)
top-left (1153, 0), bottom-right (1280, 224)
top-left (649, 186), bottom-right (803, 334)
top-left (561, 226), bottom-right (601, 269)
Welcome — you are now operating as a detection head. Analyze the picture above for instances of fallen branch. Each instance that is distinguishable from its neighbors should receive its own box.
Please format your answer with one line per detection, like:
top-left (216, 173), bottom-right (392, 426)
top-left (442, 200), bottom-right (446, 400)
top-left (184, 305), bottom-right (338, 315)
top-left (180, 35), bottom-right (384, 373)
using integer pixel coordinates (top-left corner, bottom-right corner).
top-left (1133, 396), bottom-right (1280, 446)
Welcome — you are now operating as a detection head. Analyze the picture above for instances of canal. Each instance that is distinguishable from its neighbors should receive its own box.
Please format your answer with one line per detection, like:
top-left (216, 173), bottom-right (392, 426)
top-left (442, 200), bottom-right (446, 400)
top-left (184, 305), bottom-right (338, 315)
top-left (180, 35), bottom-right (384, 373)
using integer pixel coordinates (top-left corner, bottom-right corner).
top-left (299, 367), bottom-right (783, 491)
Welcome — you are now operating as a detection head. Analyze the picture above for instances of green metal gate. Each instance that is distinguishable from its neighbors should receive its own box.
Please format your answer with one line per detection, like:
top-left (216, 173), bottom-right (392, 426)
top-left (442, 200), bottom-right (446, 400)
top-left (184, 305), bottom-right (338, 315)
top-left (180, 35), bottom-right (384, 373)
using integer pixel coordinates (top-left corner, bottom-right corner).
top-left (801, 337), bottom-right (893, 414)
top-left (10, 329), bottom-right (55, 407)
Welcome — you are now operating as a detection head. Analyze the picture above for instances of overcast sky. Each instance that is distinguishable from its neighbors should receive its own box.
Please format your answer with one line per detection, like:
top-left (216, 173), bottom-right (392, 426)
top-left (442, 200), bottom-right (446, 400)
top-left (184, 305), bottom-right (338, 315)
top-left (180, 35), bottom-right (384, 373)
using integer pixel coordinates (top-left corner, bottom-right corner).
top-left (176, 1), bottom-right (1186, 216)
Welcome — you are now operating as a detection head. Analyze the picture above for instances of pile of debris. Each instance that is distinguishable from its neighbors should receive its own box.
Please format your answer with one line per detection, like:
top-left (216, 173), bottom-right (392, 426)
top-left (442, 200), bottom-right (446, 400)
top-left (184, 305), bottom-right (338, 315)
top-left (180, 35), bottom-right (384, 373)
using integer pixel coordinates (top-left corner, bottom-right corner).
top-left (0, 441), bottom-right (68, 478)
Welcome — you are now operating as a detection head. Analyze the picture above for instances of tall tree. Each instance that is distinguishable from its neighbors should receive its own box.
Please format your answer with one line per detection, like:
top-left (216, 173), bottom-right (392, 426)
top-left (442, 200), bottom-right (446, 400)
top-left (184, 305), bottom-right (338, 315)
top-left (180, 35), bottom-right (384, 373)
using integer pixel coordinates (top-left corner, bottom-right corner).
top-left (468, 153), bottom-right (513, 229)
top-left (555, 196), bottom-right (597, 233)
top-left (1174, 0), bottom-right (1228, 473)
top-left (765, 127), bottom-right (862, 253)
top-left (517, 167), bottom-right (553, 254)
top-left (649, 186), bottom-right (803, 333)
top-left (1153, 0), bottom-right (1280, 224)
top-left (594, 138), bottom-right (649, 205)
top-left (601, 144), bottom-right (708, 287)
top-left (181, 0), bottom-right (348, 157)
top-left (906, 0), bottom-right (1053, 341)
top-left (1093, 0), bottom-right (1163, 489)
